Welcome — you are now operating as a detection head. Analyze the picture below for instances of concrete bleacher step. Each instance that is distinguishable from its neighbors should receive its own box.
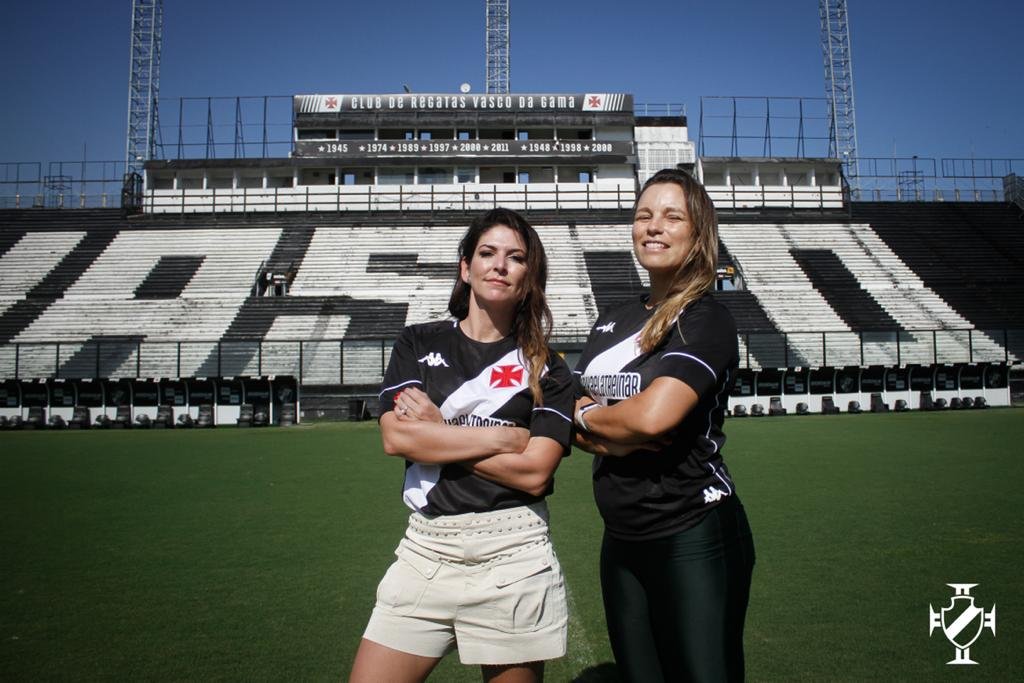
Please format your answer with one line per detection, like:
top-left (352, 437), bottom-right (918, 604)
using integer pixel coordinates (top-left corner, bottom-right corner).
top-left (790, 248), bottom-right (902, 331)
top-left (0, 228), bottom-right (120, 342)
top-left (860, 202), bottom-right (1024, 331)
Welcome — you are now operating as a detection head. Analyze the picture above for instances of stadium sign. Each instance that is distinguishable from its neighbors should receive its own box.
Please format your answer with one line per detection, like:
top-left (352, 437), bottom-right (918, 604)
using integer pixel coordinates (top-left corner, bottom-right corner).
top-left (294, 93), bottom-right (633, 114)
top-left (294, 139), bottom-right (634, 159)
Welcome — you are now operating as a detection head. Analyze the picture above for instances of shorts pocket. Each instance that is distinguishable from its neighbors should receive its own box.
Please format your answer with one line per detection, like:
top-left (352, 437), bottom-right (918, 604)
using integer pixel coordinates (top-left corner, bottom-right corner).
top-left (488, 547), bottom-right (567, 634)
top-left (375, 546), bottom-right (441, 617)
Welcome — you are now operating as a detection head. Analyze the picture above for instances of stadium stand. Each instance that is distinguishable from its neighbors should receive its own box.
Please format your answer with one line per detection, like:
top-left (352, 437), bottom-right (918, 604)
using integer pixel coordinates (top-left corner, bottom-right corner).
top-left (0, 198), bottom-right (1020, 423)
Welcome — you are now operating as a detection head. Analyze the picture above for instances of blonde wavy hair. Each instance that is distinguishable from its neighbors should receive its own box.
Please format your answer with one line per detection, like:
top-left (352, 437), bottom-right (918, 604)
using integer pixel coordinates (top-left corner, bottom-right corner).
top-left (636, 169), bottom-right (719, 353)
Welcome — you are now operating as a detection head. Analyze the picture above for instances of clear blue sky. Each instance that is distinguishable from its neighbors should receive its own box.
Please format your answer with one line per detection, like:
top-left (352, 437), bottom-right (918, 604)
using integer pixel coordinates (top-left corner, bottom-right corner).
top-left (1, 0), bottom-right (1020, 167)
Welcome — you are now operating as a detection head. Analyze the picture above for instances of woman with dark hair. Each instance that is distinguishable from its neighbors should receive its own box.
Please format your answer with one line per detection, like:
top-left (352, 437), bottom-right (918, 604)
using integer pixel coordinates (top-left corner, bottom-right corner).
top-left (573, 169), bottom-right (755, 682)
top-left (350, 208), bottom-right (573, 683)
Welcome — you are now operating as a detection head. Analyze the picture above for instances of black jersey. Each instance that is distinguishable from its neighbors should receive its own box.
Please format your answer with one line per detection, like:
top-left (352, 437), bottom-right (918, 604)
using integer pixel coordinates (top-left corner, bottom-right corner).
top-left (575, 293), bottom-right (739, 541)
top-left (379, 320), bottom-right (574, 516)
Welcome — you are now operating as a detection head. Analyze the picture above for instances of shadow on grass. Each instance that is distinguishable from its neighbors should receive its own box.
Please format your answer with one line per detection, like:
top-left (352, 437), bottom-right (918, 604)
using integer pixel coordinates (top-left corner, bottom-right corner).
top-left (572, 662), bottom-right (620, 682)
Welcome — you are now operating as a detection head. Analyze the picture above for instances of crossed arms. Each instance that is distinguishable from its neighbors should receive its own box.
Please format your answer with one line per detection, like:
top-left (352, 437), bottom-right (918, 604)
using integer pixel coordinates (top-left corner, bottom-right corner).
top-left (380, 387), bottom-right (563, 497)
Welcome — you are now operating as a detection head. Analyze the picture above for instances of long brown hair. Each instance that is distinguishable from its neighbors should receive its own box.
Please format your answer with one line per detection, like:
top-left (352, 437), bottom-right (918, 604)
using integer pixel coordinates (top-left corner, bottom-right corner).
top-left (636, 169), bottom-right (719, 352)
top-left (448, 208), bottom-right (553, 405)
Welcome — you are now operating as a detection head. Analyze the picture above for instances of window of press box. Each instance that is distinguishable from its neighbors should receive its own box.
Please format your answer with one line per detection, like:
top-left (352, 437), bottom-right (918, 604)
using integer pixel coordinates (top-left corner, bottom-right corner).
top-left (480, 128), bottom-right (516, 140)
top-left (419, 129), bottom-right (452, 140)
top-left (340, 168), bottom-right (374, 185)
top-left (702, 171), bottom-right (725, 185)
top-left (379, 129), bottom-right (414, 140)
top-left (558, 128), bottom-right (592, 140)
top-left (150, 174), bottom-right (174, 190)
top-left (479, 167), bottom-right (516, 183)
top-left (299, 168), bottom-right (336, 185)
top-left (208, 174), bottom-right (233, 189)
top-left (522, 166), bottom-right (554, 183)
top-left (296, 129), bottom-right (336, 140)
top-left (237, 173), bottom-right (262, 189)
top-left (378, 168), bottom-right (415, 185)
top-left (455, 167), bottom-right (476, 183)
top-left (563, 167), bottom-right (594, 183)
top-left (518, 128), bottom-right (553, 140)
top-left (178, 173), bottom-right (203, 190)
top-left (337, 129), bottom-right (374, 140)
top-left (418, 168), bottom-right (450, 184)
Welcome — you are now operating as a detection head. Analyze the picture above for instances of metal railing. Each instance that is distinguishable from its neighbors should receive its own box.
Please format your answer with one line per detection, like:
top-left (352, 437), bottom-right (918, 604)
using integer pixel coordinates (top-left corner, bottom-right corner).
top-left (139, 183), bottom-right (850, 214)
top-left (1, 328), bottom-right (1018, 385)
top-left (142, 183), bottom-right (638, 214)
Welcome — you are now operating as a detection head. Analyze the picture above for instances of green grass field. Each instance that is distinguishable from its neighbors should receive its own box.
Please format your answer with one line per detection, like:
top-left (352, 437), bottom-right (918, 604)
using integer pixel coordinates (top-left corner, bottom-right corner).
top-left (2, 409), bottom-right (1022, 681)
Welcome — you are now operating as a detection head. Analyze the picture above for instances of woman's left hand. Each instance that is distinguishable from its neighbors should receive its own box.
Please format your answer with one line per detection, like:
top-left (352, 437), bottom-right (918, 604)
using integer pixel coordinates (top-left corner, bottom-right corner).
top-left (394, 386), bottom-right (444, 423)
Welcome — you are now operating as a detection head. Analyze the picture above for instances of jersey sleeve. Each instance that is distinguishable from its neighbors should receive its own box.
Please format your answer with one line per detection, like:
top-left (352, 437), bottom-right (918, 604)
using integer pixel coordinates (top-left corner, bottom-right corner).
top-left (653, 300), bottom-right (737, 398)
top-left (378, 326), bottom-right (424, 417)
top-left (530, 354), bottom-right (574, 449)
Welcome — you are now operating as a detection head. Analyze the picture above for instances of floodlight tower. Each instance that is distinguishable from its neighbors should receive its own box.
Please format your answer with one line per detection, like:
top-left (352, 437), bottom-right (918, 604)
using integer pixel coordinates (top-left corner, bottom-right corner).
top-left (486, 0), bottom-right (510, 94)
top-left (820, 0), bottom-right (859, 189)
top-left (125, 0), bottom-right (163, 176)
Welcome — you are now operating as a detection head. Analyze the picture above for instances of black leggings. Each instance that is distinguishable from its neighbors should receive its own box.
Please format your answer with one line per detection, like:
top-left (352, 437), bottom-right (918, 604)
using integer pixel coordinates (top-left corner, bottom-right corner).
top-left (600, 496), bottom-right (755, 683)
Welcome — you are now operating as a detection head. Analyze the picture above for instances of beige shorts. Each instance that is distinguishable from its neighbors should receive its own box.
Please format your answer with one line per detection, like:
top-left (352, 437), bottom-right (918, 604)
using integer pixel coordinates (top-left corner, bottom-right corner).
top-left (363, 501), bottom-right (568, 665)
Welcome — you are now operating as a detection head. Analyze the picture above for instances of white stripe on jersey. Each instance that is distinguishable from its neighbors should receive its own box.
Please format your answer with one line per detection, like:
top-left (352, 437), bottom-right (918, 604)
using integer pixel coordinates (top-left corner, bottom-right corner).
top-left (403, 347), bottom-right (547, 512)
top-left (403, 464), bottom-right (441, 511)
top-left (583, 330), bottom-right (642, 376)
top-left (579, 330), bottom-right (643, 404)
top-left (439, 348), bottom-right (538, 421)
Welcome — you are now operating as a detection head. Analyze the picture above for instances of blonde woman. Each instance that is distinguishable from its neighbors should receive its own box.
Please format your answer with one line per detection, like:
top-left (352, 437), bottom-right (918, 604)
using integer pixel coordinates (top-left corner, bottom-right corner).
top-left (573, 169), bottom-right (755, 682)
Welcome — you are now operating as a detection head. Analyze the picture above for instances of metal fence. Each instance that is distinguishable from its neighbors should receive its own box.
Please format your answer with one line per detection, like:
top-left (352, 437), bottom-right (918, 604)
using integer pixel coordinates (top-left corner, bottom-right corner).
top-left (2, 328), bottom-right (1018, 385)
